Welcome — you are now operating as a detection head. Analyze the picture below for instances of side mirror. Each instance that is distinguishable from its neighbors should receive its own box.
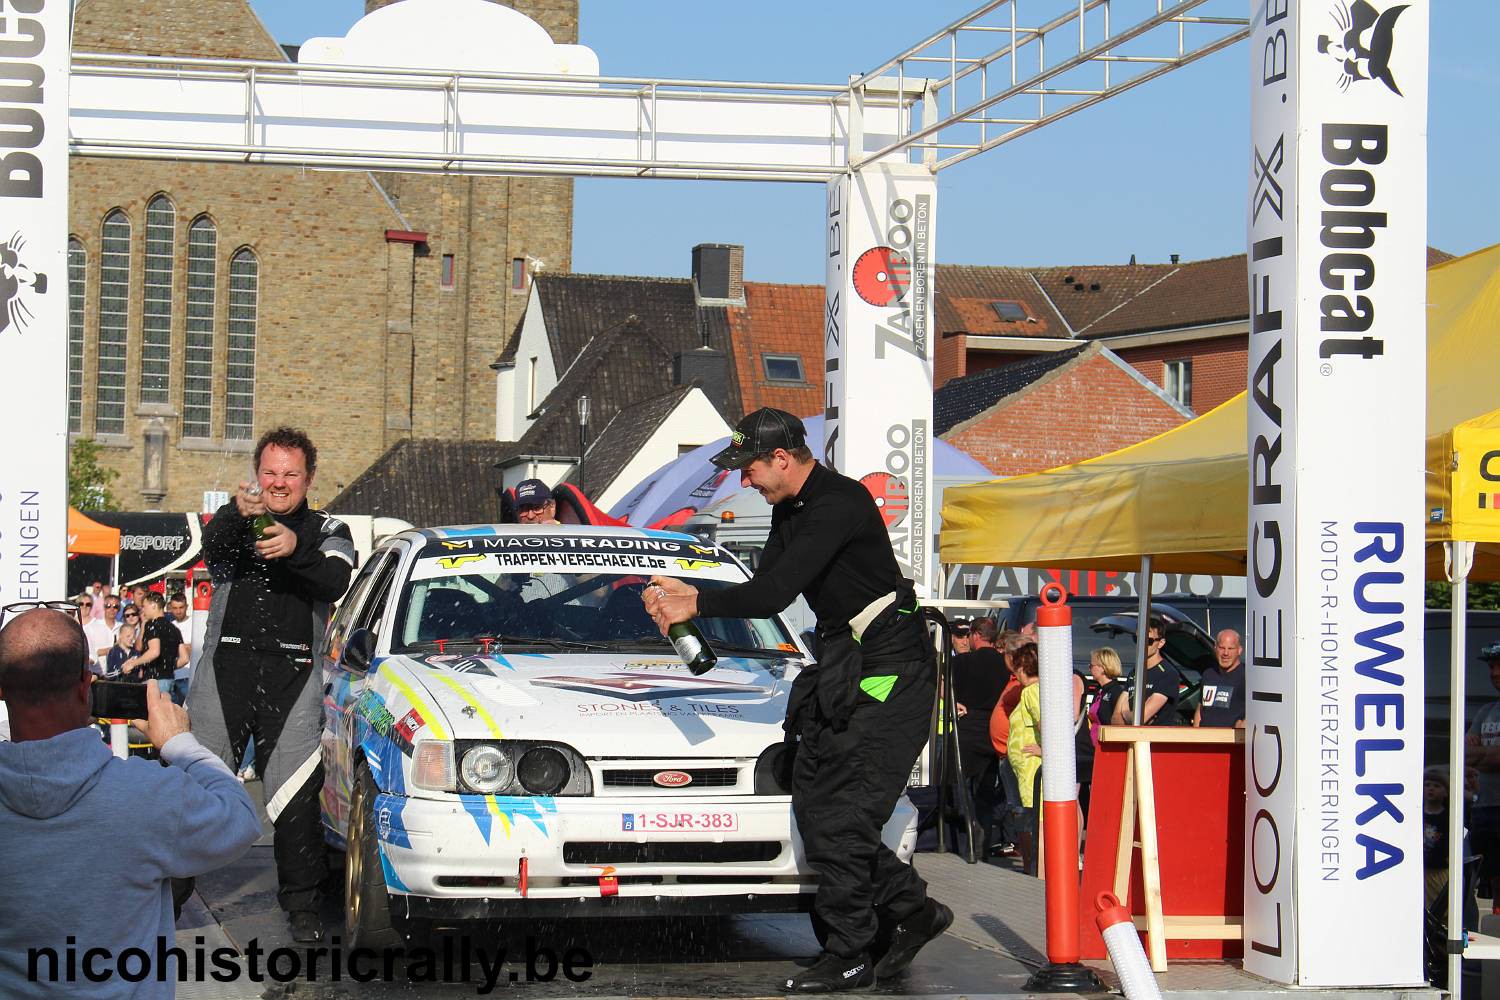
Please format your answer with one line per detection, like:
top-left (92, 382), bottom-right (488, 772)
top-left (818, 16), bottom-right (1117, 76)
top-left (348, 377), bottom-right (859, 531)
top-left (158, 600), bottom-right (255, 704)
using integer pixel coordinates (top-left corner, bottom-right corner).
top-left (342, 628), bottom-right (377, 673)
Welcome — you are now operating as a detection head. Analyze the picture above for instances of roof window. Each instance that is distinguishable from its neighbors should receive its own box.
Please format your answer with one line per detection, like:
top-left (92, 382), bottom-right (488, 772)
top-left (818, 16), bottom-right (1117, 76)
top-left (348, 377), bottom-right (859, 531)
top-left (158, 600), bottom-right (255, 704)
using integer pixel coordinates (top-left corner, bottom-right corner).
top-left (990, 300), bottom-right (1029, 322)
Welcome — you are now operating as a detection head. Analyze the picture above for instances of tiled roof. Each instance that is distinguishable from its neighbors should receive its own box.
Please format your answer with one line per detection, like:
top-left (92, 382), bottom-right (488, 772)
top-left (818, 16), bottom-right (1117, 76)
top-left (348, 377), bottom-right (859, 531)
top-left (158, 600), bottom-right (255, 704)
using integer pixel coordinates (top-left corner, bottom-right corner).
top-left (564, 384), bottom-right (696, 497)
top-left (517, 316), bottom-right (672, 456)
top-left (522, 274), bottom-right (738, 407)
top-left (934, 345), bottom-right (1087, 435)
top-left (1428, 246), bottom-right (1455, 267)
top-left (326, 439), bottom-right (517, 527)
top-left (934, 265), bottom-right (1070, 337)
top-left (726, 282), bottom-right (825, 419)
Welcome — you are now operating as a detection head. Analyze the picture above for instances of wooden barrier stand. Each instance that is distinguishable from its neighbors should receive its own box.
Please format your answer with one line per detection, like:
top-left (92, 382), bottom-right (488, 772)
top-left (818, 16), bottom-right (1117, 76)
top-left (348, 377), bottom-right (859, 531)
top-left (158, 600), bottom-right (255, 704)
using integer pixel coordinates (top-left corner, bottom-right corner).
top-left (1078, 725), bottom-right (1245, 971)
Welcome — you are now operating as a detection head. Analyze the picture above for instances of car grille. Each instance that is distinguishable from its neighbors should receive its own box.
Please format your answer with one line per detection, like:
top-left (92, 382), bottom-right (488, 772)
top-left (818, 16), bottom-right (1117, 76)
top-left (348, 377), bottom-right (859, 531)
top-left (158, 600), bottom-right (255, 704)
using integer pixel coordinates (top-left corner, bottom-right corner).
top-left (601, 767), bottom-right (739, 789)
top-left (563, 841), bottom-right (782, 865)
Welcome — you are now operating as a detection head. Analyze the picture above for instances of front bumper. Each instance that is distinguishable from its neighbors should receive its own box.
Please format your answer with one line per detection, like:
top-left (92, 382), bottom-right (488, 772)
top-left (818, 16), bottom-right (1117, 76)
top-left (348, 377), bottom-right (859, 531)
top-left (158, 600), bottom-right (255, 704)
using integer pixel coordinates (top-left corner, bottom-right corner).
top-left (374, 792), bottom-right (919, 913)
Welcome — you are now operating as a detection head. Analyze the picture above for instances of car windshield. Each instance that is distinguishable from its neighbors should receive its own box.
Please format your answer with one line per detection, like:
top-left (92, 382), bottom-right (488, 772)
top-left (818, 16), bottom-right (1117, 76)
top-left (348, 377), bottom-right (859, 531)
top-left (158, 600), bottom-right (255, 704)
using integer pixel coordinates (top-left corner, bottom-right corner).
top-left (392, 539), bottom-right (796, 656)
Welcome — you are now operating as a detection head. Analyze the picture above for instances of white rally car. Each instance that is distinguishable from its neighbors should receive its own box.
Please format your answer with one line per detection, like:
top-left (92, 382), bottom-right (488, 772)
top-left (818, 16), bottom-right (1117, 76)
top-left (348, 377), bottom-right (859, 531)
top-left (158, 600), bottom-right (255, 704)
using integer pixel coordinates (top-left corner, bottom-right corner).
top-left (319, 525), bottom-right (920, 946)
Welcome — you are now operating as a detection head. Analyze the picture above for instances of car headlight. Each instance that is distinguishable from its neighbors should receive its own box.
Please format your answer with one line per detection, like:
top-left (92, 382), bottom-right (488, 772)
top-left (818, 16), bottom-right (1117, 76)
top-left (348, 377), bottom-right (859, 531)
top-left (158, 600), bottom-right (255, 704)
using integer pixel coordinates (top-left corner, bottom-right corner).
top-left (517, 747), bottom-right (570, 795)
top-left (460, 744), bottom-right (514, 794)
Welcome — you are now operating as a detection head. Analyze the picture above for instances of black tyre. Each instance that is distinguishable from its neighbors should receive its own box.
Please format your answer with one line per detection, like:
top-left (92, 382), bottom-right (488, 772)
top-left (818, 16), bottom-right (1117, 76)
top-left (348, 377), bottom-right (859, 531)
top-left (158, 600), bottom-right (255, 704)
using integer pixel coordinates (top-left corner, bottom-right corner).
top-left (344, 764), bottom-right (408, 951)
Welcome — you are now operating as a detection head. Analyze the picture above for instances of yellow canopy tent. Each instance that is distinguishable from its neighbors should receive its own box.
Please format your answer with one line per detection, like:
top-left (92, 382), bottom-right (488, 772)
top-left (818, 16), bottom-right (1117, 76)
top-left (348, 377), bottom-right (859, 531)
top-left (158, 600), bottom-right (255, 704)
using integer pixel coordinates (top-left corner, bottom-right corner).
top-left (940, 241), bottom-right (1500, 582)
top-left (940, 246), bottom-right (1500, 958)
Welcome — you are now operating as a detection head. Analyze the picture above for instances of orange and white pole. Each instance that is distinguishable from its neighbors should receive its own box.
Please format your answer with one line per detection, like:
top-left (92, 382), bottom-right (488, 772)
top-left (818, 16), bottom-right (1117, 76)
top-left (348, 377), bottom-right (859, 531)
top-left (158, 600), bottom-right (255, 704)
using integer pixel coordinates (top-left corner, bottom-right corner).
top-left (1023, 583), bottom-right (1102, 992)
top-left (1095, 892), bottom-right (1163, 1000)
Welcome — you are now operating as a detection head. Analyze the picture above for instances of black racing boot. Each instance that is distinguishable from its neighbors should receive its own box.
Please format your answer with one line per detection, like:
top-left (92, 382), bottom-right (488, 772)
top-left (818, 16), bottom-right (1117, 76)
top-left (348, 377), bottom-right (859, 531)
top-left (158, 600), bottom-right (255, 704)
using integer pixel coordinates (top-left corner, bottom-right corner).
top-left (783, 951), bottom-right (875, 992)
top-left (289, 909), bottom-right (324, 943)
top-left (874, 899), bottom-right (954, 978)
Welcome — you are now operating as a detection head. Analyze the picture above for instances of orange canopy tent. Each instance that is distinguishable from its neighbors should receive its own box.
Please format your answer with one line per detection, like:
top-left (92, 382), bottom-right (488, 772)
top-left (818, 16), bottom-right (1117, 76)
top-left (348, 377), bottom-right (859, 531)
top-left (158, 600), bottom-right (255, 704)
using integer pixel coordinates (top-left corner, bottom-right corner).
top-left (67, 507), bottom-right (120, 556)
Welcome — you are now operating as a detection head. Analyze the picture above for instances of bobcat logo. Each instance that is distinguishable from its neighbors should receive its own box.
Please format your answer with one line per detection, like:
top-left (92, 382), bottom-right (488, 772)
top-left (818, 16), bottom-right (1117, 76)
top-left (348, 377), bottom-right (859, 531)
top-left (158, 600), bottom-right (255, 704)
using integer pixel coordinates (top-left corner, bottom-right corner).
top-left (1318, 1), bottom-right (1410, 96)
top-left (0, 231), bottom-right (46, 335)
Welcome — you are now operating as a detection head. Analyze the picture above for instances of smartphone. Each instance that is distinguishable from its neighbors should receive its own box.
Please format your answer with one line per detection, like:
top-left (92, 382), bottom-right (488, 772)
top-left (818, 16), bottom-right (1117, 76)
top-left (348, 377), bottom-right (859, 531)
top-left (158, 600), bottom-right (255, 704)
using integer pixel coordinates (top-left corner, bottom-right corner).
top-left (90, 681), bottom-right (149, 720)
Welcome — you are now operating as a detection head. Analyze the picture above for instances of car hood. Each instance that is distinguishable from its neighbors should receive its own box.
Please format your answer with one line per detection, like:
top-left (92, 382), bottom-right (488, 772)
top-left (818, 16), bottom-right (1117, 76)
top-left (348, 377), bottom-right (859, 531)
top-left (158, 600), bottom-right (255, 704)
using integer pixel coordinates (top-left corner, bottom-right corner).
top-left (370, 650), bottom-right (798, 758)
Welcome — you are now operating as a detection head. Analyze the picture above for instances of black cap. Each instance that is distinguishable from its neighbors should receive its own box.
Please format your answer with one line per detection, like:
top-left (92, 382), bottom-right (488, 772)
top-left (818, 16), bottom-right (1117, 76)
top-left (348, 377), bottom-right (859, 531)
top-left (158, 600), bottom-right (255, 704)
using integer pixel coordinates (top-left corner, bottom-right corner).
top-left (515, 479), bottom-right (553, 507)
top-left (1481, 642), bottom-right (1500, 663)
top-left (711, 408), bottom-right (808, 470)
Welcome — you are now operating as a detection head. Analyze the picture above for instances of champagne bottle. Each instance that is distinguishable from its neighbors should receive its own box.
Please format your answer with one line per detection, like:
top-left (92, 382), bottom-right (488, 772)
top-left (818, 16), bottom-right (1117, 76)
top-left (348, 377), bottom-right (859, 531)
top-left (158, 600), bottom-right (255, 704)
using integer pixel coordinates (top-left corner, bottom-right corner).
top-left (668, 619), bottom-right (718, 675)
top-left (245, 486), bottom-right (276, 540)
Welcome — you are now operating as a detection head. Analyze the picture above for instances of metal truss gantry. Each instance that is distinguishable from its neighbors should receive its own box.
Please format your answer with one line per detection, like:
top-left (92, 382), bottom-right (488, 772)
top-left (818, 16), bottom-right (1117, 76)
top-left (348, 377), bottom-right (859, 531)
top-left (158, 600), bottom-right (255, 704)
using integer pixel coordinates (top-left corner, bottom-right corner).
top-left (68, 1), bottom-right (1247, 181)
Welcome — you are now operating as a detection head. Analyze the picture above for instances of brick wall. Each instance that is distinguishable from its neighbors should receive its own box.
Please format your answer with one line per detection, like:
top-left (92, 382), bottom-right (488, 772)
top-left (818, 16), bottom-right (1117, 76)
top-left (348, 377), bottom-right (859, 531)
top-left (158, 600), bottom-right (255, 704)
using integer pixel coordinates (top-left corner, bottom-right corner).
top-left (934, 332), bottom-right (965, 388)
top-left (71, 159), bottom-right (403, 511)
top-left (68, 0), bottom-right (577, 512)
top-left (76, 0), bottom-right (286, 60)
top-left (1112, 332), bottom-right (1248, 414)
top-left (941, 351), bottom-right (1188, 476)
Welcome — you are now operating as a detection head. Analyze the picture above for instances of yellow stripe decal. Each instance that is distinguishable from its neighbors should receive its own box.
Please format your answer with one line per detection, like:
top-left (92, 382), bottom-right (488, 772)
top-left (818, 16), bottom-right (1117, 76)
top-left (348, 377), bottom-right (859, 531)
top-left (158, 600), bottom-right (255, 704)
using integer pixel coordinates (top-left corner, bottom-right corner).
top-left (378, 664), bottom-right (449, 740)
top-left (428, 672), bottom-right (505, 740)
top-left (423, 676), bottom-right (515, 836)
top-left (487, 797), bottom-right (513, 837)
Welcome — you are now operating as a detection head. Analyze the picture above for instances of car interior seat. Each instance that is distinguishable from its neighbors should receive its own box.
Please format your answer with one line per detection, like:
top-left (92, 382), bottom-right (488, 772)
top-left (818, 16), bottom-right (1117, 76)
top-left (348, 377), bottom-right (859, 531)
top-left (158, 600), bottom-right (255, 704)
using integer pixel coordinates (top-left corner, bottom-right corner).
top-left (418, 588), bottom-right (484, 642)
top-left (598, 584), bottom-right (660, 642)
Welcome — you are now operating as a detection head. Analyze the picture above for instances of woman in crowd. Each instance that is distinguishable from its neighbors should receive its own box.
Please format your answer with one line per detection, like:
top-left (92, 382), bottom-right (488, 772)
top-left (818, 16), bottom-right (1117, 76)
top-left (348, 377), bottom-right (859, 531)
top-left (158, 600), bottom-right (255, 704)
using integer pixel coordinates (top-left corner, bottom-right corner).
top-left (1087, 647), bottom-right (1127, 750)
top-left (1005, 643), bottom-right (1042, 875)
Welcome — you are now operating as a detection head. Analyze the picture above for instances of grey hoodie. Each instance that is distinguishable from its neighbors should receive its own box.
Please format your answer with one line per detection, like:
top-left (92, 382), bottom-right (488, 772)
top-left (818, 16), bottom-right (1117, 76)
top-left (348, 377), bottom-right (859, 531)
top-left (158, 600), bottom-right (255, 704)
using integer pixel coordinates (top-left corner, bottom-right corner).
top-left (0, 727), bottom-right (261, 998)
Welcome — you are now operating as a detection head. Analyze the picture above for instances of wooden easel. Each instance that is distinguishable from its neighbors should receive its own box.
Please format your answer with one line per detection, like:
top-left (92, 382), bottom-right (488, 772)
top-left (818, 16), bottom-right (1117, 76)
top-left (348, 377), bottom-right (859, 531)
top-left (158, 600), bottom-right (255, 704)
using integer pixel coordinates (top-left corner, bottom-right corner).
top-left (1104, 726), bottom-right (1244, 972)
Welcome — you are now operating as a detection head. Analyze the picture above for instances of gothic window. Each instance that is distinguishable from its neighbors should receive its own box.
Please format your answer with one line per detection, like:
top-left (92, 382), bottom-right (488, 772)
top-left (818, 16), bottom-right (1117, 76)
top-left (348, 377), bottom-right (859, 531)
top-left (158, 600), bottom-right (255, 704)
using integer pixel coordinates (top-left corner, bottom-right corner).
top-left (225, 248), bottom-right (258, 440)
top-left (67, 238), bottom-right (85, 434)
top-left (95, 211), bottom-right (130, 436)
top-left (182, 217), bottom-right (217, 439)
top-left (141, 195), bottom-right (175, 405)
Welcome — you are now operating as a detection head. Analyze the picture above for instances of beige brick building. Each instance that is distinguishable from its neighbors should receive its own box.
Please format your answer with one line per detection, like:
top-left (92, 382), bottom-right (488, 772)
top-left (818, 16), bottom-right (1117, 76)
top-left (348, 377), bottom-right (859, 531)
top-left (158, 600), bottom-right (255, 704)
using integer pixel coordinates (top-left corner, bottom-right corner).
top-left (68, 0), bottom-right (576, 510)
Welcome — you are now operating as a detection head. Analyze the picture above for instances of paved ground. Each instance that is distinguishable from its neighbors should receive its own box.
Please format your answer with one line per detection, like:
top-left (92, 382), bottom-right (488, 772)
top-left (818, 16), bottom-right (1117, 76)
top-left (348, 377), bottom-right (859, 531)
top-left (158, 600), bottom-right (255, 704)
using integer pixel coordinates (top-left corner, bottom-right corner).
top-left (175, 782), bottom-right (1441, 999)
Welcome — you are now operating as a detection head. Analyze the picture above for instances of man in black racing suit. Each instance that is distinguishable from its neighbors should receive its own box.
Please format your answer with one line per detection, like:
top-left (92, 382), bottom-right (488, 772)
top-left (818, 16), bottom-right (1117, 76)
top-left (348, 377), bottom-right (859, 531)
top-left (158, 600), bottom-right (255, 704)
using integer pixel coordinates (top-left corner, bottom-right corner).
top-left (186, 427), bottom-right (356, 943)
top-left (646, 408), bottom-right (951, 992)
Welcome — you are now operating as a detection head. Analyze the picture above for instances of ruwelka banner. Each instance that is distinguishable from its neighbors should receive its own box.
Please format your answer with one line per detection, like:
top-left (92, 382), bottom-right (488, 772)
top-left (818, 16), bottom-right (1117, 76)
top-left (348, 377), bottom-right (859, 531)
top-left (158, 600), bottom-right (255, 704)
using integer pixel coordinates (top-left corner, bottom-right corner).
top-left (0, 0), bottom-right (69, 605)
top-left (1245, 0), bottom-right (1428, 986)
top-left (824, 164), bottom-right (936, 595)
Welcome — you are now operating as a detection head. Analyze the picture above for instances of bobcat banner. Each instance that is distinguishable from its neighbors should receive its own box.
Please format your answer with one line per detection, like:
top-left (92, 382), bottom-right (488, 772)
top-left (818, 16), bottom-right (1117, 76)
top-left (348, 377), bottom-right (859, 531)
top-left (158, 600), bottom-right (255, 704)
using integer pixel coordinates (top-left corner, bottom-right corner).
top-left (824, 163), bottom-right (936, 595)
top-left (0, 1), bottom-right (69, 605)
top-left (1245, 0), bottom-right (1428, 986)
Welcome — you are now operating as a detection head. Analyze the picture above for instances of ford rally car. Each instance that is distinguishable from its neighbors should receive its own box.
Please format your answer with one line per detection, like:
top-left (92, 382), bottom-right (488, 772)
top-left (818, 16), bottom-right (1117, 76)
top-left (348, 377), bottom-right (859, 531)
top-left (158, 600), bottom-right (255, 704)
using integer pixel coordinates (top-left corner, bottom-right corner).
top-left (320, 526), bottom-right (921, 946)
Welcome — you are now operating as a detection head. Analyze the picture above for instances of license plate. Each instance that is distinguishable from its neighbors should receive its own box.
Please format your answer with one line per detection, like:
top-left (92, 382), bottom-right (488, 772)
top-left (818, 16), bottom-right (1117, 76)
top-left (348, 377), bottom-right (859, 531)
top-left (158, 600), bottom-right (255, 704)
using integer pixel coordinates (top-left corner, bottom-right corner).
top-left (622, 810), bottom-right (738, 833)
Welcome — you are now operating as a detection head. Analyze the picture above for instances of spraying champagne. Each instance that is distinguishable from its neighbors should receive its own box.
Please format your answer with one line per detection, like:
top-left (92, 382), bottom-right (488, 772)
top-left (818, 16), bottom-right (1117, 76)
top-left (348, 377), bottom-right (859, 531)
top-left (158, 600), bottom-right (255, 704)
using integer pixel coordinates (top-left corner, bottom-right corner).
top-left (244, 485), bottom-right (276, 541)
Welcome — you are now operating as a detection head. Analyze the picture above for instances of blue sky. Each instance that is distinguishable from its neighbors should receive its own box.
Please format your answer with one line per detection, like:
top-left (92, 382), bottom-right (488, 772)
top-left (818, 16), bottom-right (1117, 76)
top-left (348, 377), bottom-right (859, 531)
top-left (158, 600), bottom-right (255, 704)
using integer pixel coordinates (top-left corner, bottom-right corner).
top-left (250, 1), bottom-right (1498, 283)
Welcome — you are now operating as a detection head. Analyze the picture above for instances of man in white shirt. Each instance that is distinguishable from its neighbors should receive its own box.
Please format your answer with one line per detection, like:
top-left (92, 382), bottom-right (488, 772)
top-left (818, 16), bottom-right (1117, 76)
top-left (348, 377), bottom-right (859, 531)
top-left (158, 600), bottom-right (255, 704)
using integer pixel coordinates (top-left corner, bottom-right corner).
top-left (78, 595), bottom-right (116, 674)
top-left (168, 592), bottom-right (194, 703)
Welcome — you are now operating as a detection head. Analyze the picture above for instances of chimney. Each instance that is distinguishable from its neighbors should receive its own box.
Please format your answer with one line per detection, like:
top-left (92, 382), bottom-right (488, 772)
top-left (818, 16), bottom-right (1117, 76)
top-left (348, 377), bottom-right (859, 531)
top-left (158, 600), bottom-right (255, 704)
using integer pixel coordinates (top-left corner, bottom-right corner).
top-left (674, 347), bottom-right (729, 414)
top-left (691, 244), bottom-right (745, 305)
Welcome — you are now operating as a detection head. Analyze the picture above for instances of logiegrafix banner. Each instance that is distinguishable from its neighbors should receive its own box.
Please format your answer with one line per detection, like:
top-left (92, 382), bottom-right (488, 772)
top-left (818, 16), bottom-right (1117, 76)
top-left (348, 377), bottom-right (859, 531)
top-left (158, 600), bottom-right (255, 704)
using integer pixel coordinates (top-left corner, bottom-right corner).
top-left (0, 1), bottom-right (69, 605)
top-left (824, 163), bottom-right (936, 595)
top-left (1245, 0), bottom-right (1427, 985)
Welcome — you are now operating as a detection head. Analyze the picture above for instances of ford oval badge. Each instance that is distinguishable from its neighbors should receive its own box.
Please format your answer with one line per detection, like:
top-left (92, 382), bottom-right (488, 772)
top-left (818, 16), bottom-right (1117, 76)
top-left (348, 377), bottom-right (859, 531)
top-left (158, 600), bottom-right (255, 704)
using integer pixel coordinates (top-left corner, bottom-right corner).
top-left (653, 770), bottom-right (693, 788)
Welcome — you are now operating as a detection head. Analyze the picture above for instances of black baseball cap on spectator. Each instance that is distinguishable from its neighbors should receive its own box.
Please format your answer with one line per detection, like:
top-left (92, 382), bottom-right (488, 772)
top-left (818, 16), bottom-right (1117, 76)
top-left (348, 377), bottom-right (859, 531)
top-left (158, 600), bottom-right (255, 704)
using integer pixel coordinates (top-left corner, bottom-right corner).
top-left (515, 479), bottom-right (553, 507)
top-left (1480, 642), bottom-right (1500, 663)
top-left (711, 408), bottom-right (808, 470)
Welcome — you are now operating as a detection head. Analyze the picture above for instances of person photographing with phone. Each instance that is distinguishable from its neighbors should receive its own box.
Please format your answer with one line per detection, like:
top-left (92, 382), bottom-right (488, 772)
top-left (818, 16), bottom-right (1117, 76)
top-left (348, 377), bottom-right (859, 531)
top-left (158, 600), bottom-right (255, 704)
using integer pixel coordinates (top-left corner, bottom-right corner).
top-left (0, 606), bottom-right (260, 997)
top-left (643, 408), bottom-right (950, 992)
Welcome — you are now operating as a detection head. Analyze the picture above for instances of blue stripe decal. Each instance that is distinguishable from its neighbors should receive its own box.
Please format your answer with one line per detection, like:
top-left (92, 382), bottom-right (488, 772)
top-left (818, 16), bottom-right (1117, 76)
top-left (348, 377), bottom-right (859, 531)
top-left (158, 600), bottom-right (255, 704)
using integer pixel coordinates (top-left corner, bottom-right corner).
top-left (460, 794), bottom-right (495, 843)
top-left (379, 850), bottom-right (410, 893)
top-left (373, 792), bottom-right (411, 849)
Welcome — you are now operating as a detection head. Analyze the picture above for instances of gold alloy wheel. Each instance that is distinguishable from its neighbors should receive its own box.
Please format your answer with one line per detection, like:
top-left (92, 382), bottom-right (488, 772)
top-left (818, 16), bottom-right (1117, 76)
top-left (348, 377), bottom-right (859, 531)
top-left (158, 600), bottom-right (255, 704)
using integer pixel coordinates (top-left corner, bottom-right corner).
top-left (345, 774), bottom-right (366, 933)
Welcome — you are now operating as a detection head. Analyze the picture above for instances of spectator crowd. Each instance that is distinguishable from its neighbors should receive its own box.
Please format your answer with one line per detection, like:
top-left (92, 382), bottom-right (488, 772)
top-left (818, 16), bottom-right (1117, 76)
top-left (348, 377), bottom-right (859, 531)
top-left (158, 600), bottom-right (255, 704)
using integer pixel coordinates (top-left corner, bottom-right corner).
top-left (940, 613), bottom-right (1245, 875)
